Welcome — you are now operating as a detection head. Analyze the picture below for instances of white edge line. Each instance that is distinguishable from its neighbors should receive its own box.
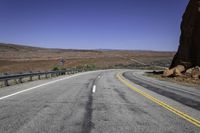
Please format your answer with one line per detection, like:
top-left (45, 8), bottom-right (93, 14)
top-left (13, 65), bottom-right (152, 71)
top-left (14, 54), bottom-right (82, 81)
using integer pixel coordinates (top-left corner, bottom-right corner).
top-left (0, 71), bottom-right (101, 100)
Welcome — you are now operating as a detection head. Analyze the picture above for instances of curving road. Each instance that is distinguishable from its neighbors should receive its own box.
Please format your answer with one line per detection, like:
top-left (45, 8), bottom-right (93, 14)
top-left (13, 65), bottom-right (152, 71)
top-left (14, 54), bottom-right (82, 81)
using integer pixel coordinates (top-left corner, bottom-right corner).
top-left (0, 70), bottom-right (199, 133)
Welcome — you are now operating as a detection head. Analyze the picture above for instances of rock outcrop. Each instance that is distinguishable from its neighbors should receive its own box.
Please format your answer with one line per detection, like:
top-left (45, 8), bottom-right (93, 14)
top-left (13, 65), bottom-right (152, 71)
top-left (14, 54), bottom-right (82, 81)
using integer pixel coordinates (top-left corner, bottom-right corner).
top-left (171, 0), bottom-right (200, 69)
top-left (163, 0), bottom-right (200, 78)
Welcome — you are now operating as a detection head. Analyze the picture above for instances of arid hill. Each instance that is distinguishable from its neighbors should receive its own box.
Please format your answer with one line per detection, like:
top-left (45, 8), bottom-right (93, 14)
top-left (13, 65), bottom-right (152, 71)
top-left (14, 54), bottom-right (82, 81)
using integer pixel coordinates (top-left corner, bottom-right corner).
top-left (0, 43), bottom-right (174, 73)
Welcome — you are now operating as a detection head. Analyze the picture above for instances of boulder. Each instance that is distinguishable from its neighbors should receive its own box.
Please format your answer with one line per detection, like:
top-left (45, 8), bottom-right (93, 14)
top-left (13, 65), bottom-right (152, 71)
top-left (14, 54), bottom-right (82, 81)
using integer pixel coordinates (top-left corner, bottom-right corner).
top-left (191, 66), bottom-right (200, 79)
top-left (163, 65), bottom-right (185, 77)
top-left (184, 66), bottom-right (200, 79)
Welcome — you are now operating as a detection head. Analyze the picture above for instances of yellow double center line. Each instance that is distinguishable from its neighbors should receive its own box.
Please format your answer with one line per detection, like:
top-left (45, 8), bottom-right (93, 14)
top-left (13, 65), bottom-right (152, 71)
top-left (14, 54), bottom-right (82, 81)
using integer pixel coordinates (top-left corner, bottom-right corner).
top-left (117, 73), bottom-right (200, 128)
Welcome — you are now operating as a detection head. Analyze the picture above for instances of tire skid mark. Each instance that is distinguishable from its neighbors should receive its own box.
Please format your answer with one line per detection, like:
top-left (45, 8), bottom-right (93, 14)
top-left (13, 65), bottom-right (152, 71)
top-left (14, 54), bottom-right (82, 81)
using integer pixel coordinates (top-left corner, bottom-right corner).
top-left (82, 73), bottom-right (102, 133)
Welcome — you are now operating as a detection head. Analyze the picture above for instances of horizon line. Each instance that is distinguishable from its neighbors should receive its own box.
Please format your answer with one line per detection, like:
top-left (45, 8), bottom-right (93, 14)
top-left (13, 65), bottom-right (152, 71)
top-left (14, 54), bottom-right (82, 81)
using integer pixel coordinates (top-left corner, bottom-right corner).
top-left (0, 41), bottom-right (176, 52)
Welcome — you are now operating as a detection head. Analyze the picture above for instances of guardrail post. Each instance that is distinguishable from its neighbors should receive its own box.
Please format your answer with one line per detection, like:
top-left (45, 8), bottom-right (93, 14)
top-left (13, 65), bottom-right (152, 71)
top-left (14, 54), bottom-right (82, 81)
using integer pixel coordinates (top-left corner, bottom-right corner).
top-left (45, 72), bottom-right (48, 78)
top-left (18, 72), bottom-right (23, 83)
top-left (38, 71), bottom-right (41, 80)
top-left (3, 73), bottom-right (9, 86)
top-left (30, 76), bottom-right (32, 81)
top-left (56, 72), bottom-right (59, 76)
top-left (19, 78), bottom-right (22, 83)
top-left (4, 80), bottom-right (9, 86)
top-left (29, 71), bottom-right (33, 81)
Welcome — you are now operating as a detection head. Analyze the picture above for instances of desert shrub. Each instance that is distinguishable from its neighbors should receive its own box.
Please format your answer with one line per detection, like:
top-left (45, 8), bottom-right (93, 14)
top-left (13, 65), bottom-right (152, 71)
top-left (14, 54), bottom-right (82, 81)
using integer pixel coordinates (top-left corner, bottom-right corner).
top-left (52, 66), bottom-right (59, 71)
top-left (85, 64), bottom-right (96, 70)
top-left (75, 64), bottom-right (96, 71)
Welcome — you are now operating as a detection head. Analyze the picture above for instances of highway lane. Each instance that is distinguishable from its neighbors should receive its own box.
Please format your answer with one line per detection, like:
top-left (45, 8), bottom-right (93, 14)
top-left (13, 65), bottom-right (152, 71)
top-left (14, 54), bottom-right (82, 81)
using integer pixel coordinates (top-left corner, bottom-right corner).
top-left (0, 70), bottom-right (199, 133)
top-left (123, 70), bottom-right (200, 110)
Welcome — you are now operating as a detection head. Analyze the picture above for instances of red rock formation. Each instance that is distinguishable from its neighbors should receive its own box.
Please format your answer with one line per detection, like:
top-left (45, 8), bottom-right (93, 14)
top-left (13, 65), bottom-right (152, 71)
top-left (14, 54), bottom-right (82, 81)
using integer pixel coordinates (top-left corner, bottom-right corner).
top-left (171, 0), bottom-right (200, 69)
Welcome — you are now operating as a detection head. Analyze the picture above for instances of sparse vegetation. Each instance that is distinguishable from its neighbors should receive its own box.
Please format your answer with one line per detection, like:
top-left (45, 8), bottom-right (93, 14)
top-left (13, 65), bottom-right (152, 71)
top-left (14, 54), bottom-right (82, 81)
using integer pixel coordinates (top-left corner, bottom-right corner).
top-left (52, 66), bottom-right (59, 71)
top-left (75, 64), bottom-right (97, 71)
top-left (0, 43), bottom-right (174, 73)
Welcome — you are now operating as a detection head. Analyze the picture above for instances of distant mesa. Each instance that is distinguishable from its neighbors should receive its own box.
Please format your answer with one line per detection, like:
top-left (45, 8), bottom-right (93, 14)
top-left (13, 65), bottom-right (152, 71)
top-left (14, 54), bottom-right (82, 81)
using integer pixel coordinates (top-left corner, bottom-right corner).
top-left (0, 43), bottom-right (101, 53)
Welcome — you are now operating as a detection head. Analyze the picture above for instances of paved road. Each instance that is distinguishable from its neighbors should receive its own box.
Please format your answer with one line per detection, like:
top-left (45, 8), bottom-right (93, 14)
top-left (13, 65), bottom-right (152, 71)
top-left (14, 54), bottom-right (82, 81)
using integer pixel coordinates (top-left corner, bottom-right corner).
top-left (123, 71), bottom-right (200, 110)
top-left (0, 70), bottom-right (199, 133)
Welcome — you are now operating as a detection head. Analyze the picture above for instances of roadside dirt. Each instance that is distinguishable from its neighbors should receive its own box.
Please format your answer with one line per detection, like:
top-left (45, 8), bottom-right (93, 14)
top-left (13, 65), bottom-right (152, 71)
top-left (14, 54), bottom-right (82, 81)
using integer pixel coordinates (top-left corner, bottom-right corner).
top-left (146, 71), bottom-right (200, 88)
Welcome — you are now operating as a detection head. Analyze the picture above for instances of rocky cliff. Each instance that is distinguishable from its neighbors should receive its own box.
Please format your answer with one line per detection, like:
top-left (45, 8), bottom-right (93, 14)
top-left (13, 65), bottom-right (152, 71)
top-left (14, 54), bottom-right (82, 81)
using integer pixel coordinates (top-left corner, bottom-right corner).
top-left (171, 0), bottom-right (200, 69)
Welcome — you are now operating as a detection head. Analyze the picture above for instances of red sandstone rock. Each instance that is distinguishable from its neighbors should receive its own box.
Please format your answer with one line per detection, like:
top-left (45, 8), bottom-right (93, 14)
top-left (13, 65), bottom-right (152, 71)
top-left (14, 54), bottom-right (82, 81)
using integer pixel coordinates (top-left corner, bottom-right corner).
top-left (171, 0), bottom-right (200, 69)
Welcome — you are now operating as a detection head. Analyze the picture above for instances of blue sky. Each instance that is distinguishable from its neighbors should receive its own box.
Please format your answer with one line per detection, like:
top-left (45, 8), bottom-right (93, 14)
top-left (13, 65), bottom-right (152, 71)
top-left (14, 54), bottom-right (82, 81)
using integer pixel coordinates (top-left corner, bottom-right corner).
top-left (0, 0), bottom-right (188, 51)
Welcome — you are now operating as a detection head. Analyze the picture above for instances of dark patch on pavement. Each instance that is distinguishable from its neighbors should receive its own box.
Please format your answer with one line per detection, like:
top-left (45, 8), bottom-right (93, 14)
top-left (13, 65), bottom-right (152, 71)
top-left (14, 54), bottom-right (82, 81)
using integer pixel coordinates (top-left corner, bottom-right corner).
top-left (114, 88), bottom-right (148, 115)
top-left (104, 87), bottom-right (111, 90)
top-left (114, 88), bottom-right (129, 103)
top-left (82, 89), bottom-right (95, 133)
top-left (0, 116), bottom-right (10, 120)
top-left (82, 73), bottom-right (102, 133)
top-left (93, 103), bottom-right (108, 111)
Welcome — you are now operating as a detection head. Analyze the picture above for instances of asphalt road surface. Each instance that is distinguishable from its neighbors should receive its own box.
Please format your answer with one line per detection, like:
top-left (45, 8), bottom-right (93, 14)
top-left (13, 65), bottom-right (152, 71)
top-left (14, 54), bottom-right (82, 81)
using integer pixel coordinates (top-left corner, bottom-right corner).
top-left (0, 70), bottom-right (199, 133)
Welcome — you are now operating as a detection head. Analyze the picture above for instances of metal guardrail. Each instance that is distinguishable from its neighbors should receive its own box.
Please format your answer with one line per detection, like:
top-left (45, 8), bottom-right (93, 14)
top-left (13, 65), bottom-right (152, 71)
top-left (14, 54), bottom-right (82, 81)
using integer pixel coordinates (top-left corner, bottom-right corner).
top-left (0, 69), bottom-right (82, 86)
